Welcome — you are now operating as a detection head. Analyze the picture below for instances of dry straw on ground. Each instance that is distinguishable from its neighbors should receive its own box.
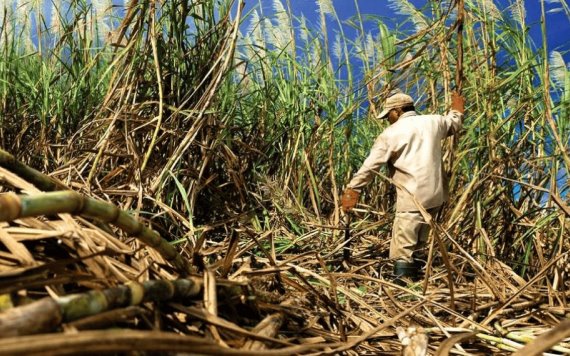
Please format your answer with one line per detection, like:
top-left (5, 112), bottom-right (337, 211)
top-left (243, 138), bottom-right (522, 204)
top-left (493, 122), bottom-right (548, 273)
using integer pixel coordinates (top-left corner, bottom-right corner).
top-left (0, 160), bottom-right (568, 355)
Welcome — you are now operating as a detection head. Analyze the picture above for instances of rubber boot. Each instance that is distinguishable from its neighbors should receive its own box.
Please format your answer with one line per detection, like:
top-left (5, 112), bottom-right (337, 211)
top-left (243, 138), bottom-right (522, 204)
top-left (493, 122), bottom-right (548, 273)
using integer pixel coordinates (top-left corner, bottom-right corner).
top-left (413, 258), bottom-right (426, 271)
top-left (393, 260), bottom-right (420, 286)
top-left (412, 251), bottom-right (427, 270)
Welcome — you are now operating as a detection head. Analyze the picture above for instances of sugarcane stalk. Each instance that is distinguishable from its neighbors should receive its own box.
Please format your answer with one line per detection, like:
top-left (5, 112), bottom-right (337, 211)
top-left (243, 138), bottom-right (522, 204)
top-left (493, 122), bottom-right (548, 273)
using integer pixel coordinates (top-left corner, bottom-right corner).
top-left (494, 322), bottom-right (570, 354)
top-left (0, 294), bottom-right (13, 312)
top-left (427, 326), bottom-right (570, 355)
top-left (512, 318), bottom-right (570, 356)
top-left (475, 333), bottom-right (523, 351)
top-left (0, 279), bottom-right (202, 337)
top-left (0, 149), bottom-right (68, 192)
top-left (506, 332), bottom-right (570, 354)
top-left (0, 150), bottom-right (191, 274)
top-left (447, 0), bottom-right (465, 187)
top-left (455, 0), bottom-right (464, 94)
top-left (0, 297), bottom-right (63, 337)
top-left (0, 191), bottom-right (191, 275)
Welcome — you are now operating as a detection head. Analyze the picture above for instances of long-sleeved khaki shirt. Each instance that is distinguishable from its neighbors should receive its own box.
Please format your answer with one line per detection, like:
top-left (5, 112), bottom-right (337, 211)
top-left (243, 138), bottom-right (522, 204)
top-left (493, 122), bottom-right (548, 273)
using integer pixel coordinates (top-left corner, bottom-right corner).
top-left (347, 110), bottom-right (463, 212)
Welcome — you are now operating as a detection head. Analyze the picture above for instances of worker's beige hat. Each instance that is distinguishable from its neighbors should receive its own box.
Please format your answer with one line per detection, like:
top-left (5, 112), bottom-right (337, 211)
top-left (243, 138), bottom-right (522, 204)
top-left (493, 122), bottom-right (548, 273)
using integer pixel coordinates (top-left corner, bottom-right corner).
top-left (377, 92), bottom-right (414, 119)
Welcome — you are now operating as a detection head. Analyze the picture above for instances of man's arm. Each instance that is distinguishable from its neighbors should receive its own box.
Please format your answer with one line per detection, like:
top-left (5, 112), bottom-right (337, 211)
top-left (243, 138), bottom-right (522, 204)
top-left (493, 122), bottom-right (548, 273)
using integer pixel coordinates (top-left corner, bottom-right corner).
top-left (441, 92), bottom-right (465, 137)
top-left (341, 134), bottom-right (392, 212)
top-left (347, 134), bottom-right (392, 191)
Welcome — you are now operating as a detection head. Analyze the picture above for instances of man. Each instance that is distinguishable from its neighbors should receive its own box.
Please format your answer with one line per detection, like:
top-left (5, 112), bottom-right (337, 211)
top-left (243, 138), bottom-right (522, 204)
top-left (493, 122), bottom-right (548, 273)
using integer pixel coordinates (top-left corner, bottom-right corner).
top-left (341, 91), bottom-right (465, 280)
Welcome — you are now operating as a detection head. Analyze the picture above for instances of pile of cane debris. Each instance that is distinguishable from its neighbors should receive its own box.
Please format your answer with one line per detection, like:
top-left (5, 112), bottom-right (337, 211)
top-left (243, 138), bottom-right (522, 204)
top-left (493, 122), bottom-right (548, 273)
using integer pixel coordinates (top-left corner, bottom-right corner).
top-left (0, 162), bottom-right (569, 355)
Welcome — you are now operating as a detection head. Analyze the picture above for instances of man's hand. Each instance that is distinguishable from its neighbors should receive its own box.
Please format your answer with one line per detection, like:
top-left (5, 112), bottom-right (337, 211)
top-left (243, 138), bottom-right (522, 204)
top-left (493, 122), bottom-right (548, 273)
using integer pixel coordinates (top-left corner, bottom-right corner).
top-left (451, 91), bottom-right (465, 114)
top-left (341, 188), bottom-right (359, 213)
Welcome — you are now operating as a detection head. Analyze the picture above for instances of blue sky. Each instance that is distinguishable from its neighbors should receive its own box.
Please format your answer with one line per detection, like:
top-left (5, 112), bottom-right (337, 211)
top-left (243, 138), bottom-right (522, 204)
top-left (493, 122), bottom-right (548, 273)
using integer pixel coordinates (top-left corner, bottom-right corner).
top-left (239, 1), bottom-right (569, 198)
top-left (243, 0), bottom-right (569, 61)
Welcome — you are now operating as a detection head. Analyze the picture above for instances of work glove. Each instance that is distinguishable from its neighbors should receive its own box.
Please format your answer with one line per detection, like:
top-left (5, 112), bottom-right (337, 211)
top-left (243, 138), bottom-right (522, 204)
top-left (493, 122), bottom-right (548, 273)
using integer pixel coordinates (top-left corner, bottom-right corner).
top-left (451, 91), bottom-right (465, 114)
top-left (341, 188), bottom-right (359, 213)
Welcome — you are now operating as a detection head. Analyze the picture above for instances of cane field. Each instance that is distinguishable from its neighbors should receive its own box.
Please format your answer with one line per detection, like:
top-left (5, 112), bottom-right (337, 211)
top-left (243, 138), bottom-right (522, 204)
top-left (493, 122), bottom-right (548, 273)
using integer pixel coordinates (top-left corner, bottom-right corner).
top-left (0, 0), bottom-right (568, 354)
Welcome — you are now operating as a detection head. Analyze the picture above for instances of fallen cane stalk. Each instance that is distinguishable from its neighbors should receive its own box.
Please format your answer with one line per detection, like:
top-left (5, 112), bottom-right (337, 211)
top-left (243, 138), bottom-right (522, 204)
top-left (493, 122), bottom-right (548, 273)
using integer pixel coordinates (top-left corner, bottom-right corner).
top-left (0, 278), bottom-right (250, 340)
top-left (426, 327), bottom-right (570, 355)
top-left (0, 149), bottom-right (68, 192)
top-left (512, 318), bottom-right (570, 356)
top-left (0, 151), bottom-right (193, 274)
top-left (0, 191), bottom-right (192, 275)
top-left (506, 332), bottom-right (570, 354)
top-left (0, 279), bottom-right (205, 337)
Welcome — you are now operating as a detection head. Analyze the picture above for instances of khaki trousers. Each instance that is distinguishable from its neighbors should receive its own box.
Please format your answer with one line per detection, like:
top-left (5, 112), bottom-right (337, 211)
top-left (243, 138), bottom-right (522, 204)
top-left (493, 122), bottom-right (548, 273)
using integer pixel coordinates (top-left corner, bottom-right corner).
top-left (389, 206), bottom-right (441, 263)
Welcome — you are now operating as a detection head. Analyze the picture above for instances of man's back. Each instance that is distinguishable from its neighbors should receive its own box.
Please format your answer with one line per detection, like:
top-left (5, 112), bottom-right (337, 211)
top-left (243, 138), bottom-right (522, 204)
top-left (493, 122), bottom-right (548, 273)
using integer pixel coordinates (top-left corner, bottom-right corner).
top-left (384, 111), bottom-right (460, 211)
top-left (348, 109), bottom-right (462, 211)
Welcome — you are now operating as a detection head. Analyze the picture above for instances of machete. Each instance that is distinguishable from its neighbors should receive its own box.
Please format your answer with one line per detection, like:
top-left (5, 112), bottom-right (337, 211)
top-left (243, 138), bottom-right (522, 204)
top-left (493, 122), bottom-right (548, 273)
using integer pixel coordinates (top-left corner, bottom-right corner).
top-left (343, 213), bottom-right (352, 262)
